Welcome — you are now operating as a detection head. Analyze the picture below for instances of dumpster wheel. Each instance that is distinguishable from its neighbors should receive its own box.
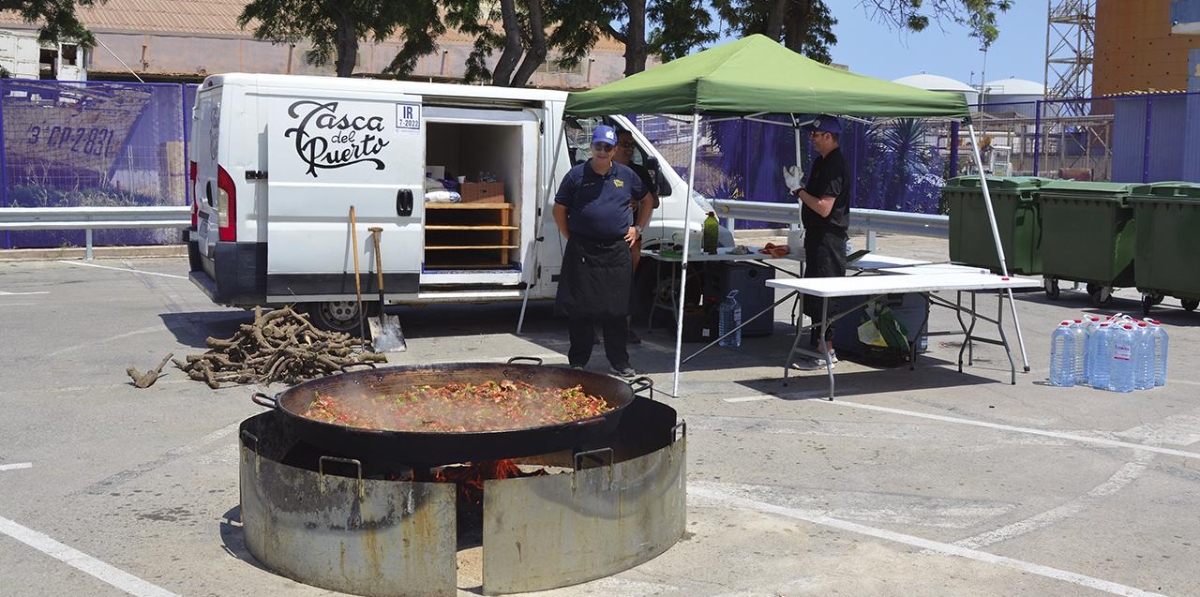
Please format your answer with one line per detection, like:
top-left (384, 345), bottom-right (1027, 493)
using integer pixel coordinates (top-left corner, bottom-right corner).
top-left (1086, 283), bottom-right (1113, 308)
top-left (1141, 293), bottom-right (1164, 317)
top-left (1043, 277), bottom-right (1060, 300)
top-left (1183, 299), bottom-right (1199, 312)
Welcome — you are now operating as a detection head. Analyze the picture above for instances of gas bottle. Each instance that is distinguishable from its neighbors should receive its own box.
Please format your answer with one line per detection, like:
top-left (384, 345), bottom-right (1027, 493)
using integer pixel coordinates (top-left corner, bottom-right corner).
top-left (702, 211), bottom-right (719, 254)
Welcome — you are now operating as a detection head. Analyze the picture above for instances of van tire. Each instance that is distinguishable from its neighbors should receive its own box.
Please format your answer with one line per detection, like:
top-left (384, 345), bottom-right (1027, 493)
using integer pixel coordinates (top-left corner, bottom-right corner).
top-left (303, 301), bottom-right (373, 334)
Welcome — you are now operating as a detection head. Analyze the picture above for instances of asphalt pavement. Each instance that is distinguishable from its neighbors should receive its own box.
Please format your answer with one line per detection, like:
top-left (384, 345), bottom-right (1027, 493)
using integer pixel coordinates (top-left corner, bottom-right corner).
top-left (1, 232), bottom-right (1199, 597)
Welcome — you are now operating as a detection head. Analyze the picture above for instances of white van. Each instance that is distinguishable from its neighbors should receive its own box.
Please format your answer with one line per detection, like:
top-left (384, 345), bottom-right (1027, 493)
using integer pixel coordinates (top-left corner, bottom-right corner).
top-left (186, 73), bottom-right (730, 331)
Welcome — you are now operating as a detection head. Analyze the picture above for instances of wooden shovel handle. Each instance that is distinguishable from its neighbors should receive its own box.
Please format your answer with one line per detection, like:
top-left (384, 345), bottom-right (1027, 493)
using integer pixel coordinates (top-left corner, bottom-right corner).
top-left (350, 207), bottom-right (363, 304)
top-left (369, 227), bottom-right (385, 297)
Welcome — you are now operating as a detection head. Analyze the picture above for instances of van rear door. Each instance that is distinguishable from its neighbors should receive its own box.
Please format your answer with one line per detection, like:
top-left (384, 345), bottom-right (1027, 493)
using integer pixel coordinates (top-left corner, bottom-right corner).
top-left (263, 92), bottom-right (425, 298)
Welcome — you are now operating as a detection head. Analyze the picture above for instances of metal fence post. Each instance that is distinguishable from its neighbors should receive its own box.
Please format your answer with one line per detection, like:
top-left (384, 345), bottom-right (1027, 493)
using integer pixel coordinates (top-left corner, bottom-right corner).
top-left (1142, 96), bottom-right (1154, 184)
top-left (1032, 100), bottom-right (1042, 176)
top-left (85, 229), bottom-right (94, 260)
top-left (949, 121), bottom-right (959, 181)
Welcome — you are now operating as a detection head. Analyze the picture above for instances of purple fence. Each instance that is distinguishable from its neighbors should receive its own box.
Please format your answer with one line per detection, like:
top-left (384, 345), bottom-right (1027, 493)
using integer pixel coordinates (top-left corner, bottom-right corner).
top-left (0, 80), bottom-right (190, 249)
top-left (638, 91), bottom-right (1200, 230)
top-left (2, 82), bottom-right (1197, 247)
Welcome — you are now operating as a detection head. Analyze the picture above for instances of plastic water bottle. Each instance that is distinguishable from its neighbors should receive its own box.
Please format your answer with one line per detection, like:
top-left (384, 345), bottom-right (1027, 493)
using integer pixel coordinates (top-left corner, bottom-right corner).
top-left (1146, 319), bottom-right (1169, 387)
top-left (1081, 315), bottom-right (1101, 383)
top-left (1088, 323), bottom-right (1113, 390)
top-left (1069, 319), bottom-right (1087, 385)
top-left (1108, 324), bottom-right (1137, 393)
top-left (718, 290), bottom-right (742, 348)
top-left (1134, 322), bottom-right (1154, 390)
top-left (1049, 321), bottom-right (1075, 387)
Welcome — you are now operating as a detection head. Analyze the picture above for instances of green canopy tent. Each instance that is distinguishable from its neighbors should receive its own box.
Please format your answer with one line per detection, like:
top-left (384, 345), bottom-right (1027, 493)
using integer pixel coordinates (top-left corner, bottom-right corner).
top-left (563, 34), bottom-right (1024, 396)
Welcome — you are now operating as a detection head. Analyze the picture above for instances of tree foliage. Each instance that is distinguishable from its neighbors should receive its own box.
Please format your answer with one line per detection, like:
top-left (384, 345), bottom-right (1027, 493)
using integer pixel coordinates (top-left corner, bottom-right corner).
top-left (238, 0), bottom-right (444, 77)
top-left (1, 0), bottom-right (101, 46)
top-left (854, 0), bottom-right (1013, 50)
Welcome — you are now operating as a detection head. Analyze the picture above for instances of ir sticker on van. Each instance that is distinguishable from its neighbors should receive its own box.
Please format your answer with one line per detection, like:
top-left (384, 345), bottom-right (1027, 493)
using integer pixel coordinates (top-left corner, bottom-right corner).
top-left (396, 103), bottom-right (421, 132)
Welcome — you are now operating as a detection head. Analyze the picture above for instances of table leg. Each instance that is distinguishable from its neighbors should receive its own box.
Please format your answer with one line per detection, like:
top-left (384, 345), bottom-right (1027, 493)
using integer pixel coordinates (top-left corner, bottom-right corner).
top-left (822, 296), bottom-right (835, 401)
top-left (996, 291), bottom-right (1017, 384)
top-left (911, 294), bottom-right (932, 371)
top-left (782, 291), bottom-right (808, 386)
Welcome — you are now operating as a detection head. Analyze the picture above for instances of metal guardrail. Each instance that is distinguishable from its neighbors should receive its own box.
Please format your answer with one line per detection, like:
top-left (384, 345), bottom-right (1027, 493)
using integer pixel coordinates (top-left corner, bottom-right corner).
top-left (0, 206), bottom-right (191, 259)
top-left (710, 199), bottom-right (948, 251)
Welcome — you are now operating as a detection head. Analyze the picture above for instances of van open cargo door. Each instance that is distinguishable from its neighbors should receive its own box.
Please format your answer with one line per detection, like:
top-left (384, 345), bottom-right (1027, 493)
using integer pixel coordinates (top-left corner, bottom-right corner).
top-left (263, 92), bottom-right (425, 298)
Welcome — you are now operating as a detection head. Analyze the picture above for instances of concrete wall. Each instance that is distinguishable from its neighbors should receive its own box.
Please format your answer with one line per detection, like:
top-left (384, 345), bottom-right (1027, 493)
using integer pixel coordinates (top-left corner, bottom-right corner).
top-left (80, 32), bottom-right (634, 88)
top-left (1095, 0), bottom-right (1198, 95)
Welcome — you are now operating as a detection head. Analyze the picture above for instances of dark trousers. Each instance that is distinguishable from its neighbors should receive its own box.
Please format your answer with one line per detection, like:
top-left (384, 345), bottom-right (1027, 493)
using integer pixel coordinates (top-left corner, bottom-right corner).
top-left (568, 316), bottom-right (629, 369)
top-left (804, 230), bottom-right (848, 348)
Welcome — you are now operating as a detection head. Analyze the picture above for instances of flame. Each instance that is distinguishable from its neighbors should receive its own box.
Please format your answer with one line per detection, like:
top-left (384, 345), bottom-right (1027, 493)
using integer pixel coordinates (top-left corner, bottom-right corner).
top-left (433, 459), bottom-right (535, 508)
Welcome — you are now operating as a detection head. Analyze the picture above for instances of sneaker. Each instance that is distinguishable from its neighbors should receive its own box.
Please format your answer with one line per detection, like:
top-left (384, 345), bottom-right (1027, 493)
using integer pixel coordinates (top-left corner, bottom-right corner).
top-left (628, 328), bottom-right (642, 344)
top-left (571, 365), bottom-right (584, 370)
top-left (817, 341), bottom-right (839, 364)
top-left (609, 365), bottom-right (637, 378)
top-left (792, 358), bottom-right (835, 371)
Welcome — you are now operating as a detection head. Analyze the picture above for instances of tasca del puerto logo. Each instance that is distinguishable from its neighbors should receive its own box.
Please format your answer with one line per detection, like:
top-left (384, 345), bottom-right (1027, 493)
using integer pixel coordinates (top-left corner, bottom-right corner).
top-left (285, 100), bottom-right (390, 177)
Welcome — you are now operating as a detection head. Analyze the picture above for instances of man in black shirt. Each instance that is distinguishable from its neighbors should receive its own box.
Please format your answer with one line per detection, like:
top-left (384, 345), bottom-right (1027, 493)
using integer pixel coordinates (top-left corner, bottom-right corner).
top-left (784, 114), bottom-right (850, 367)
top-left (614, 128), bottom-right (659, 344)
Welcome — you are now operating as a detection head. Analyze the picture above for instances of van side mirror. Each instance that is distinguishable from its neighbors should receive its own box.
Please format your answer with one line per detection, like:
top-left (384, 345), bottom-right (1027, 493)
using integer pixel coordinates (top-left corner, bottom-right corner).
top-left (644, 157), bottom-right (671, 197)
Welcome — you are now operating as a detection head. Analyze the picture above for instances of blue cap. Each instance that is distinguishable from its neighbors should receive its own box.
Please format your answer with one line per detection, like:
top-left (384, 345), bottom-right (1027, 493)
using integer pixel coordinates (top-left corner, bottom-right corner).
top-left (803, 114), bottom-right (842, 135)
top-left (591, 125), bottom-right (617, 146)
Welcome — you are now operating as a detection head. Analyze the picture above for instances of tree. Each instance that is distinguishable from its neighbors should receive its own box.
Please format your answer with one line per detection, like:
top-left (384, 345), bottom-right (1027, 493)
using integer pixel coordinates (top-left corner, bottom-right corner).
top-left (2, 0), bottom-right (101, 46)
top-left (714, 0), bottom-right (1013, 64)
top-left (436, 0), bottom-right (550, 87)
top-left (238, 0), bottom-right (444, 78)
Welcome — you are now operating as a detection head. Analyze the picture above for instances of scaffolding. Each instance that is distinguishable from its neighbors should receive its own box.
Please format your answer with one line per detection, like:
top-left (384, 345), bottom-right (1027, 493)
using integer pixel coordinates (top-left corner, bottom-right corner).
top-left (1043, 0), bottom-right (1096, 115)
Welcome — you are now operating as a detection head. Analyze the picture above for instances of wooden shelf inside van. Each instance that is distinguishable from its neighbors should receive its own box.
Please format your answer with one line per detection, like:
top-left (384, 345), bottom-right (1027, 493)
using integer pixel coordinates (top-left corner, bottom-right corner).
top-left (424, 201), bottom-right (515, 267)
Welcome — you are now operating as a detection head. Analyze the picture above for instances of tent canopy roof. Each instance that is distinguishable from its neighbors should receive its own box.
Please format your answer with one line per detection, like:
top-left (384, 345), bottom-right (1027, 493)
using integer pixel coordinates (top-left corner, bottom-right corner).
top-left (565, 34), bottom-right (969, 120)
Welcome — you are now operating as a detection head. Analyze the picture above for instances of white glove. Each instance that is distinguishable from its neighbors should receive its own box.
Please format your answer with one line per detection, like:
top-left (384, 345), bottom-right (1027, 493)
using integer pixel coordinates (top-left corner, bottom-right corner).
top-left (782, 165), bottom-right (804, 193)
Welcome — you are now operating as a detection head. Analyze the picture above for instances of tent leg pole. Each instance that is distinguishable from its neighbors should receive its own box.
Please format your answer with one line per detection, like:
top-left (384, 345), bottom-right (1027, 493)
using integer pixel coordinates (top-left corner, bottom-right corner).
top-left (967, 123), bottom-right (1030, 372)
top-left (672, 113), bottom-right (702, 398)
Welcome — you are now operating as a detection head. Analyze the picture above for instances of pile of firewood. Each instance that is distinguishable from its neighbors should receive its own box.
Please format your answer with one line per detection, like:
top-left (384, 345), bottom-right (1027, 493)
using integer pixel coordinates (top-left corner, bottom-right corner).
top-left (170, 306), bottom-right (386, 389)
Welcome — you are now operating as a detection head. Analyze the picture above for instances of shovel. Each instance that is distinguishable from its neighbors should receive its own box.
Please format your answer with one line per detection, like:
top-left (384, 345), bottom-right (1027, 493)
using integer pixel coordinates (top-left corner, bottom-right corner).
top-left (367, 226), bottom-right (407, 352)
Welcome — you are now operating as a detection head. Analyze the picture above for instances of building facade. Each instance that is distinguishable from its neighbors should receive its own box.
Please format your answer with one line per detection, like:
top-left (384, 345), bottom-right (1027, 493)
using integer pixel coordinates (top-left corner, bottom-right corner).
top-left (0, 0), bottom-right (641, 89)
top-left (1095, 0), bottom-right (1199, 95)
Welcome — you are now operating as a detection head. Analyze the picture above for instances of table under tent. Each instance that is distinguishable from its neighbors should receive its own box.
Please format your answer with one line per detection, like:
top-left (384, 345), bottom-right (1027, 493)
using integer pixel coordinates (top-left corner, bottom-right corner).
top-left (561, 34), bottom-right (1028, 396)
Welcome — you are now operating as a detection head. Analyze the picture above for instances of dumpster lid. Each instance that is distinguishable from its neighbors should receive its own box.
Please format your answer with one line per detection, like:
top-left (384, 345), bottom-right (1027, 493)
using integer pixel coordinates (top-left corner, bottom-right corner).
top-left (945, 176), bottom-right (1048, 191)
top-left (1128, 181), bottom-right (1200, 201)
top-left (1039, 180), bottom-right (1139, 200)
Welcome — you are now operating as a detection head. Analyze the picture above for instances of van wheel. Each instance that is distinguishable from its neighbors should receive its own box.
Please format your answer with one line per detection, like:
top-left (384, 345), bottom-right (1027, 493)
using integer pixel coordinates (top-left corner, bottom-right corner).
top-left (304, 301), bottom-right (368, 334)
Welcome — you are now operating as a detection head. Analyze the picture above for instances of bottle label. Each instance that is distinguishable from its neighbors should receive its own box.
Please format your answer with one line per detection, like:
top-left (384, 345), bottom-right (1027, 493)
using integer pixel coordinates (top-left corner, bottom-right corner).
top-left (1113, 343), bottom-right (1132, 361)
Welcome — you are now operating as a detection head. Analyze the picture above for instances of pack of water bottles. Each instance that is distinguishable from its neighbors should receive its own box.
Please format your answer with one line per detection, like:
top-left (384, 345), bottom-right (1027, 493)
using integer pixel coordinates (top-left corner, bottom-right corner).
top-left (1048, 313), bottom-right (1169, 392)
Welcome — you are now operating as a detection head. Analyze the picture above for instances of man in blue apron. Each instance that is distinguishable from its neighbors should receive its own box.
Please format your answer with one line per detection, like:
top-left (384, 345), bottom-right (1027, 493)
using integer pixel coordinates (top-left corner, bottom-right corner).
top-left (553, 125), bottom-right (649, 378)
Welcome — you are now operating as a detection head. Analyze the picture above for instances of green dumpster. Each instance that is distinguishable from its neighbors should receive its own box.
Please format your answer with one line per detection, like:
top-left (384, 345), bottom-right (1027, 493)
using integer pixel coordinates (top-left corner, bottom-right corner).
top-left (1128, 182), bottom-right (1200, 315)
top-left (945, 176), bottom-right (1046, 275)
top-left (1037, 180), bottom-right (1138, 306)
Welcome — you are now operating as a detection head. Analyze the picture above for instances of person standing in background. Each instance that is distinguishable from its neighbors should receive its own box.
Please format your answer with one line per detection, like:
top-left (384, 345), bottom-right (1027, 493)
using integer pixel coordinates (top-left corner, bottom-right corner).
top-left (553, 125), bottom-right (649, 378)
top-left (613, 128), bottom-right (658, 344)
top-left (783, 114), bottom-right (850, 368)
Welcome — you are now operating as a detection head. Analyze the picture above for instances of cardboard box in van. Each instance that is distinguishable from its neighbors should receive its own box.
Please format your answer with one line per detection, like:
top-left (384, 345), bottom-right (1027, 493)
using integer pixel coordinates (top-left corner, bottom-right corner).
top-left (460, 182), bottom-right (505, 203)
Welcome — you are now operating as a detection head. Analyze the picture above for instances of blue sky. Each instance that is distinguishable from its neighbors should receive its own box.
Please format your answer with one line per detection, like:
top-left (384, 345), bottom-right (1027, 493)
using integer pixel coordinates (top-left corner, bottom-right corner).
top-left (826, 1), bottom-right (1050, 87)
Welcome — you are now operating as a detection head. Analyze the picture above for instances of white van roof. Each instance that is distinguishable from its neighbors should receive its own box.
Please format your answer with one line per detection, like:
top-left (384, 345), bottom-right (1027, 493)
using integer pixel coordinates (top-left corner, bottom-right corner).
top-left (203, 72), bottom-right (570, 104)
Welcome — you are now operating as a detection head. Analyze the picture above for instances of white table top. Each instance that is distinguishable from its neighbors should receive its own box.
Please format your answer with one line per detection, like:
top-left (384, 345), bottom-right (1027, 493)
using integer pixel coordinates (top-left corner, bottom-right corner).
top-left (852, 255), bottom-right (991, 276)
top-left (644, 246), bottom-right (800, 263)
top-left (766, 272), bottom-right (1041, 298)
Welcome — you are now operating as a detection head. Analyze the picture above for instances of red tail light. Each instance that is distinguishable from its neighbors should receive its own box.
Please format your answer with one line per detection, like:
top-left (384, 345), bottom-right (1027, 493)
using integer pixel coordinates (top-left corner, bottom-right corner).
top-left (217, 165), bottom-right (237, 242)
top-left (189, 161), bottom-right (198, 228)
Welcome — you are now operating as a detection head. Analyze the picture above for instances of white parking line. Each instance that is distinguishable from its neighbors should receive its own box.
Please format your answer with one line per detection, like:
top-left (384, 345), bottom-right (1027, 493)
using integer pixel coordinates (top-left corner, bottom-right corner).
top-left (47, 325), bottom-right (164, 358)
top-left (0, 515), bottom-right (182, 597)
top-left (57, 260), bottom-right (187, 280)
top-left (818, 399), bottom-right (1200, 460)
top-left (691, 483), bottom-right (1173, 597)
top-left (0, 290), bottom-right (48, 296)
top-left (0, 462), bottom-right (33, 471)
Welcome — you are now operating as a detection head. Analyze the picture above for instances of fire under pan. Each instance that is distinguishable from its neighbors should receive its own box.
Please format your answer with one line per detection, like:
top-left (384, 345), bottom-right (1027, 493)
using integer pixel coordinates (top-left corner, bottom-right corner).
top-left (238, 397), bottom-right (686, 596)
